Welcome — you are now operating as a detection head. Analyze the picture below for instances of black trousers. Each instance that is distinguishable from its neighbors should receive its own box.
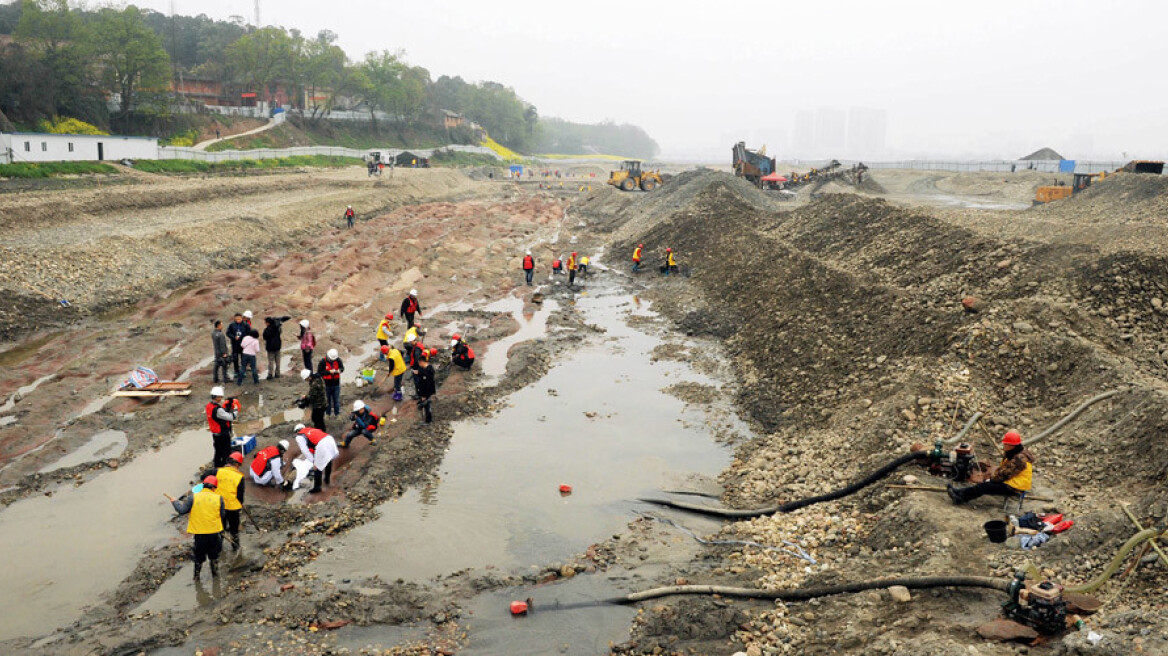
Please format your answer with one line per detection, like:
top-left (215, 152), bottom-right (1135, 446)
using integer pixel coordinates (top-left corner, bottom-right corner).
top-left (311, 461), bottom-right (333, 490)
top-left (311, 407), bottom-right (327, 430)
top-left (230, 346), bottom-right (242, 374)
top-left (212, 432), bottom-right (232, 468)
top-left (213, 357), bottom-right (229, 383)
top-left (953, 480), bottom-right (1018, 503)
top-left (224, 509), bottom-right (241, 541)
top-left (404, 312), bottom-right (415, 328)
top-left (302, 349), bottom-right (313, 371)
top-left (418, 397), bottom-right (432, 423)
top-left (569, 270), bottom-right (577, 286)
top-left (193, 533), bottom-right (222, 564)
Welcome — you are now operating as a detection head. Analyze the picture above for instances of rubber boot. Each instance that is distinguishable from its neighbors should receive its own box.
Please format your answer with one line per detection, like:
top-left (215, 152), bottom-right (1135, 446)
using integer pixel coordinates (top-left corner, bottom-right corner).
top-left (947, 483), bottom-right (965, 505)
top-left (309, 470), bottom-right (322, 493)
top-left (193, 562), bottom-right (202, 581)
top-left (393, 390), bottom-right (403, 402)
top-left (209, 558), bottom-right (219, 579)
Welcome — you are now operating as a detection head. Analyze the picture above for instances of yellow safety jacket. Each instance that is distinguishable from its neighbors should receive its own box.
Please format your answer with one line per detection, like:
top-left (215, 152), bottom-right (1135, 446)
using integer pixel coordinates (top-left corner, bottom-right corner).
top-left (376, 319), bottom-right (393, 341)
top-left (633, 247), bottom-right (642, 262)
top-left (567, 255), bottom-right (577, 271)
top-left (1002, 461), bottom-right (1033, 492)
top-left (667, 252), bottom-right (676, 267)
top-left (403, 326), bottom-right (419, 348)
top-left (216, 465), bottom-right (244, 511)
top-left (187, 488), bottom-right (225, 534)
top-left (387, 347), bottom-right (408, 376)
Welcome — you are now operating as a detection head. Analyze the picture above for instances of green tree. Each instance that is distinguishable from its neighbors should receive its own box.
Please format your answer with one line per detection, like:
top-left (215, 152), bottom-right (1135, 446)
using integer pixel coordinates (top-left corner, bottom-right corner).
top-left (91, 6), bottom-right (171, 118)
top-left (227, 26), bottom-right (293, 110)
top-left (14, 0), bottom-right (101, 122)
top-left (357, 50), bottom-right (427, 131)
top-left (523, 104), bottom-right (538, 136)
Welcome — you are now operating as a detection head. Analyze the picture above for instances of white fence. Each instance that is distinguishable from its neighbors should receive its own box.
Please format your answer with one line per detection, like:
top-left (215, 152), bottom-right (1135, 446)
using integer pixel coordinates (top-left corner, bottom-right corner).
top-left (156, 144), bottom-right (497, 162)
top-left (784, 158), bottom-right (1136, 175)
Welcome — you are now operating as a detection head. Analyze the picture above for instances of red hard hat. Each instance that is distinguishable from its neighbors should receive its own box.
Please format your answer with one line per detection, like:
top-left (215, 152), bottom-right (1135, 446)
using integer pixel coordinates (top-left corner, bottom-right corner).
top-left (203, 475), bottom-right (218, 488)
top-left (429, 347), bottom-right (438, 357)
top-left (1002, 431), bottom-right (1023, 446)
top-left (572, 251), bottom-right (577, 256)
top-left (380, 345), bottom-right (390, 354)
top-left (638, 244), bottom-right (643, 248)
top-left (452, 334), bottom-right (461, 341)
top-left (385, 313), bottom-right (394, 320)
top-left (229, 452), bottom-right (243, 464)
top-left (666, 247), bottom-right (672, 251)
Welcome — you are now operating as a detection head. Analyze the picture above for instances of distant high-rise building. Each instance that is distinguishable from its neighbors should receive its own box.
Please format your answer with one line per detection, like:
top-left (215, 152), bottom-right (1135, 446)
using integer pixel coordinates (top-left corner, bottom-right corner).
top-left (814, 107), bottom-right (847, 155)
top-left (846, 107), bottom-right (887, 159)
top-left (792, 110), bottom-right (815, 156)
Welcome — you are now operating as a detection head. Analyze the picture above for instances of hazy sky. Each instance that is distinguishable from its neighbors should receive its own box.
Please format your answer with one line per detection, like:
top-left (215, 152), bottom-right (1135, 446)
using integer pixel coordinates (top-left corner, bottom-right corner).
top-left (130, 0), bottom-right (1168, 161)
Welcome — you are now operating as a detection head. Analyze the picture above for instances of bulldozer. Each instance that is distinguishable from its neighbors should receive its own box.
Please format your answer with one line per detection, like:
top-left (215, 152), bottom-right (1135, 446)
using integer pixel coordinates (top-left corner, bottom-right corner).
top-left (608, 160), bottom-right (663, 192)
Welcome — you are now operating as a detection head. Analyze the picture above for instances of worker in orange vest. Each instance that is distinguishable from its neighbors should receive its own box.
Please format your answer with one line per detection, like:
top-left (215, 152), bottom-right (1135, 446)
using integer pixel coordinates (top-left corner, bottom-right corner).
top-left (632, 244), bottom-right (643, 272)
top-left (567, 251), bottom-right (578, 288)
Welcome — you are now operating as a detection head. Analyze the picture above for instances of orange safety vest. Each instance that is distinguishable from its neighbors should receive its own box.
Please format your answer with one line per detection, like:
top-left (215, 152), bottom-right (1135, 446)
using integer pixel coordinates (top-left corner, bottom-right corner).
top-left (206, 401), bottom-right (221, 433)
top-left (522, 255), bottom-right (534, 270)
top-left (251, 445), bottom-right (280, 477)
top-left (633, 247), bottom-right (642, 262)
top-left (299, 428), bottom-right (327, 452)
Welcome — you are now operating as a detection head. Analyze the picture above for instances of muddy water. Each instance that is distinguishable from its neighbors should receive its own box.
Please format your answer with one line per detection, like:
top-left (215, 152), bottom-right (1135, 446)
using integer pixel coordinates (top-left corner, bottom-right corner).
top-left (310, 288), bottom-right (731, 584)
top-left (38, 429), bottom-right (127, 473)
top-left (0, 429), bottom-right (208, 641)
top-left (478, 296), bottom-right (560, 379)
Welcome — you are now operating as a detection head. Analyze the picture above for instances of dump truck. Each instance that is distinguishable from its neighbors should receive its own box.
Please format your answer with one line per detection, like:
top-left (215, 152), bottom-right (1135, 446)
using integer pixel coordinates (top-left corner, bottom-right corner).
top-left (732, 142), bottom-right (776, 187)
top-left (608, 160), bottom-right (663, 192)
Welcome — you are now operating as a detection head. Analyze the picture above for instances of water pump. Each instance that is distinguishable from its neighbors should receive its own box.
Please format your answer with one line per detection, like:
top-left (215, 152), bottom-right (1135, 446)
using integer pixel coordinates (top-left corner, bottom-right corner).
top-left (1002, 570), bottom-right (1068, 634)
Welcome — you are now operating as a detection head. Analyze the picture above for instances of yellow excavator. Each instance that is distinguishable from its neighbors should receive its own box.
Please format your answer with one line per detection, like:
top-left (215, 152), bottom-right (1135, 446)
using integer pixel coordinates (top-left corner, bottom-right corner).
top-left (608, 160), bottom-right (663, 192)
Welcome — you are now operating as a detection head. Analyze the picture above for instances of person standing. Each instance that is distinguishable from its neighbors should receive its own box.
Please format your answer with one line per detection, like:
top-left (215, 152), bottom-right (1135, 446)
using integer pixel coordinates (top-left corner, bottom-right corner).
top-left (226, 313), bottom-right (249, 376)
top-left (415, 353), bottom-right (436, 424)
top-left (206, 387), bottom-right (239, 468)
top-left (318, 349), bottom-right (344, 416)
top-left (522, 250), bottom-right (535, 286)
top-left (250, 440), bottom-right (289, 488)
top-left (345, 205), bottom-right (355, 229)
top-left (406, 332), bottom-right (426, 400)
top-left (383, 345), bottom-right (407, 402)
top-left (400, 290), bottom-right (421, 329)
top-left (294, 424), bottom-right (339, 494)
top-left (188, 475), bottom-right (226, 580)
top-left (211, 320), bottom-right (230, 384)
top-left (216, 452), bottom-right (246, 550)
top-left (376, 313), bottom-right (395, 356)
top-left (663, 248), bottom-right (678, 275)
top-left (343, 400), bottom-right (381, 447)
top-left (632, 244), bottom-right (643, 272)
top-left (298, 369), bottom-right (329, 429)
top-left (567, 251), bottom-right (578, 288)
top-left (237, 329), bottom-right (261, 385)
top-left (451, 334), bottom-right (475, 370)
top-left (298, 319), bottom-right (315, 372)
top-left (262, 316), bottom-right (291, 380)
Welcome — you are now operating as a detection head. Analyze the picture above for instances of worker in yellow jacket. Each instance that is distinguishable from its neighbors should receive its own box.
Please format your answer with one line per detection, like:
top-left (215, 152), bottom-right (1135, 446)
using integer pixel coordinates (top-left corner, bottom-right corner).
top-left (216, 453), bottom-right (246, 550)
top-left (632, 244), bottom-right (643, 272)
top-left (382, 345), bottom-right (408, 401)
top-left (188, 475), bottom-right (226, 580)
top-left (661, 247), bottom-right (678, 275)
top-left (948, 431), bottom-right (1034, 504)
top-left (376, 313), bottom-right (394, 358)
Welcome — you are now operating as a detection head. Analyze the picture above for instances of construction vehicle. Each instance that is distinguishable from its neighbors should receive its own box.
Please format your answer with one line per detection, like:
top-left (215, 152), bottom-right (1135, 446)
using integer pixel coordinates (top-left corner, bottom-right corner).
top-left (732, 142), bottom-right (776, 187)
top-left (607, 160), bottom-right (663, 192)
top-left (1034, 160), bottom-right (1164, 205)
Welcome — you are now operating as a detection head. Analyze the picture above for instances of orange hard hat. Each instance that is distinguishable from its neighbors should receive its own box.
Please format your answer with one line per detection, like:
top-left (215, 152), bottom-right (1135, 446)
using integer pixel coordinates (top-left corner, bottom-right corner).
top-left (452, 334), bottom-right (461, 341)
top-left (203, 475), bottom-right (218, 488)
top-left (380, 345), bottom-right (390, 354)
top-left (229, 452), bottom-right (243, 464)
top-left (1002, 431), bottom-right (1023, 447)
top-left (385, 313), bottom-right (394, 320)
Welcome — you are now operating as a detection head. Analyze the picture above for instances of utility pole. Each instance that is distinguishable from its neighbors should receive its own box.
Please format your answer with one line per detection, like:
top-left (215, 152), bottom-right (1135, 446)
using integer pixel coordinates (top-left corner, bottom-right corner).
top-left (254, 0), bottom-right (261, 28)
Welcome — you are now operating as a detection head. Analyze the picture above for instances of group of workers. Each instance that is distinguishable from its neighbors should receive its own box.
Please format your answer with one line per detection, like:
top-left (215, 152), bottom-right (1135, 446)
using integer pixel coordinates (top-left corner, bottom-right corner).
top-left (630, 244), bottom-right (678, 275)
top-left (190, 287), bottom-right (481, 579)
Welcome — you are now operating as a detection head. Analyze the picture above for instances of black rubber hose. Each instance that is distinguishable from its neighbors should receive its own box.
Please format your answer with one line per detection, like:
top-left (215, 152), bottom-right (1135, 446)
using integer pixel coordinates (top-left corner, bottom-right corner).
top-left (620, 575), bottom-right (1008, 604)
top-left (640, 451), bottom-right (926, 519)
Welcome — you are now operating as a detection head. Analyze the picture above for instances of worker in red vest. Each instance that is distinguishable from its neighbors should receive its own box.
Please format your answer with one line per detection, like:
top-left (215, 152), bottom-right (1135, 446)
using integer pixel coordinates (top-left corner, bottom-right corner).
top-left (206, 386), bottom-right (239, 467)
top-left (317, 349), bottom-right (344, 417)
top-left (294, 424), bottom-right (339, 493)
top-left (451, 334), bottom-right (475, 370)
top-left (522, 250), bottom-right (535, 286)
top-left (400, 289), bottom-right (422, 328)
top-left (250, 440), bottom-right (290, 489)
top-left (552, 258), bottom-right (563, 275)
top-left (343, 400), bottom-right (382, 447)
top-left (345, 205), bottom-right (355, 229)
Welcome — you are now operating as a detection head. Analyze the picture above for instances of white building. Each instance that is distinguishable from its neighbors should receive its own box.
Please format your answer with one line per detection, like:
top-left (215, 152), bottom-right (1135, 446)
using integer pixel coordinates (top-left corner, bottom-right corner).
top-left (1, 132), bottom-right (159, 164)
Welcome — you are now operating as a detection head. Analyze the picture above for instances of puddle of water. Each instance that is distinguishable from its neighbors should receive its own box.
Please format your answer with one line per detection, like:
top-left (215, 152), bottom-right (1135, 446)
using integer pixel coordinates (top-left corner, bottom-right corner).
top-left (478, 299), bottom-right (560, 379)
top-left (133, 561), bottom-right (235, 615)
top-left (236, 408), bottom-right (304, 435)
top-left (38, 430), bottom-right (128, 473)
top-left (460, 577), bottom-right (635, 656)
top-left (0, 416), bottom-right (15, 427)
top-left (341, 342), bottom-right (381, 386)
top-left (310, 290), bottom-right (731, 583)
top-left (0, 428), bottom-right (209, 641)
top-left (0, 374), bottom-right (57, 415)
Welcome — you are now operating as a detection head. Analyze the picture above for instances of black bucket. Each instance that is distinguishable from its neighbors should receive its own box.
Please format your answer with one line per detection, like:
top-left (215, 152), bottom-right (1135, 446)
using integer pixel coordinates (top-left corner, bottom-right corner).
top-left (984, 520), bottom-right (1009, 543)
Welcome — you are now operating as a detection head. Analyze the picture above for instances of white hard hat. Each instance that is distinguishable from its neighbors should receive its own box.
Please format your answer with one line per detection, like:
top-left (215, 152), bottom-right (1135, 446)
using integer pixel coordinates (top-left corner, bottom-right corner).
top-left (243, 310), bottom-right (253, 319)
top-left (299, 319), bottom-right (309, 328)
top-left (294, 423), bottom-right (306, 433)
top-left (404, 334), bottom-right (415, 343)
top-left (300, 369), bottom-right (311, 380)
top-left (353, 400), bottom-right (365, 411)
top-left (278, 440), bottom-right (290, 451)
top-left (451, 339), bottom-right (458, 347)
top-left (409, 289), bottom-right (417, 296)
top-left (327, 348), bottom-right (338, 360)
top-left (347, 205), bottom-right (352, 208)
top-left (210, 386), bottom-right (224, 397)
top-left (526, 249), bottom-right (532, 255)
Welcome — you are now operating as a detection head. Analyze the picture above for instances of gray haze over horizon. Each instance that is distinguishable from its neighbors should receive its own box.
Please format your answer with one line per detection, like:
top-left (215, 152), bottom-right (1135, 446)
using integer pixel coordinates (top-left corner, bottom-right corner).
top-left (132, 0), bottom-right (1168, 162)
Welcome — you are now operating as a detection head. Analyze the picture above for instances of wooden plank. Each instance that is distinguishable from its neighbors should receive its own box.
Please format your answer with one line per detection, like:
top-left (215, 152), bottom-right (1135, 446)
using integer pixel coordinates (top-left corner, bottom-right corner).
top-left (113, 389), bottom-right (192, 398)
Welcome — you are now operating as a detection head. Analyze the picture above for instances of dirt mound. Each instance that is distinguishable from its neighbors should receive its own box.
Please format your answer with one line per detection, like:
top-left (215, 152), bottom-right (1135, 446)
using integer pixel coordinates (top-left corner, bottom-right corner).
top-left (1032, 173), bottom-right (1168, 224)
top-left (1020, 147), bottom-right (1064, 160)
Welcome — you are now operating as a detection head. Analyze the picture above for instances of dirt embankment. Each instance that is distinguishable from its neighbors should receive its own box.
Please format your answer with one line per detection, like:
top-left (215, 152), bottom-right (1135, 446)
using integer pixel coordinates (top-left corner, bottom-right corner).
top-left (589, 171), bottom-right (1168, 654)
top-left (0, 168), bottom-right (486, 340)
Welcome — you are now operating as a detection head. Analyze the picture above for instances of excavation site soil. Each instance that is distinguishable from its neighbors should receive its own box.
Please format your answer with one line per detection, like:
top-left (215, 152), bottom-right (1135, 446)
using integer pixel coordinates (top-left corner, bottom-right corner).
top-left (0, 165), bottom-right (1165, 655)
